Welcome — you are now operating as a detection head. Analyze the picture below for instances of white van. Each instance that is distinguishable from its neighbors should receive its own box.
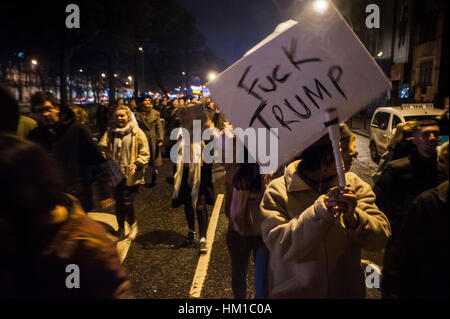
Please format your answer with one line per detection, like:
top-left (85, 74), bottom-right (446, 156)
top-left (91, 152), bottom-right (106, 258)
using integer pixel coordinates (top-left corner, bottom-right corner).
top-left (369, 103), bottom-right (442, 162)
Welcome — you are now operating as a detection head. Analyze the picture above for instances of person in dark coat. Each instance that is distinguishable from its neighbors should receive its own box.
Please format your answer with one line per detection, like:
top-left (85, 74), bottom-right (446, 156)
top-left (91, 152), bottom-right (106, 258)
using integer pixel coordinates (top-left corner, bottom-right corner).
top-left (383, 142), bottom-right (448, 298)
top-left (0, 84), bottom-right (19, 133)
top-left (135, 97), bottom-right (164, 187)
top-left (28, 91), bottom-right (112, 212)
top-left (95, 100), bottom-right (109, 137)
top-left (204, 100), bottom-right (225, 131)
top-left (374, 120), bottom-right (446, 298)
top-left (0, 134), bottom-right (130, 299)
top-left (374, 120), bottom-right (445, 233)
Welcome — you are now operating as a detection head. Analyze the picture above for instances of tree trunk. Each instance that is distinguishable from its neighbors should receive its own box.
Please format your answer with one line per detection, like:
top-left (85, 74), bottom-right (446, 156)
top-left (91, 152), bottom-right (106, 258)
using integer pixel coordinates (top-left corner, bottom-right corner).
top-left (60, 45), bottom-right (73, 108)
top-left (134, 53), bottom-right (140, 100)
top-left (17, 61), bottom-right (23, 102)
top-left (108, 52), bottom-right (117, 107)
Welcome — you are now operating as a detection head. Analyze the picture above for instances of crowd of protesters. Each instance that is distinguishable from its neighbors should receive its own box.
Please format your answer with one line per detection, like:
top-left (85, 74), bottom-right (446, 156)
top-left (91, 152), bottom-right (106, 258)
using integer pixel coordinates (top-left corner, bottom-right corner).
top-left (0, 82), bottom-right (448, 299)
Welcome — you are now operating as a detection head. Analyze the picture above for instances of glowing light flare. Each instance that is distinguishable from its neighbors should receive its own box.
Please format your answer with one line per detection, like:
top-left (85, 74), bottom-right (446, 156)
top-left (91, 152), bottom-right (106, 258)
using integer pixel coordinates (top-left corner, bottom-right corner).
top-left (208, 72), bottom-right (217, 81)
top-left (312, 0), bottom-right (329, 14)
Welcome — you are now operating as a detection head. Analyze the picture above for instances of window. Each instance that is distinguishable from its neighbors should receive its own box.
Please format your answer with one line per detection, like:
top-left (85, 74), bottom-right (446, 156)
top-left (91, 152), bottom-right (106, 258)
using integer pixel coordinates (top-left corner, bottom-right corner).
top-left (418, 60), bottom-right (433, 86)
top-left (372, 112), bottom-right (390, 130)
top-left (392, 115), bottom-right (402, 131)
top-left (404, 115), bottom-right (439, 122)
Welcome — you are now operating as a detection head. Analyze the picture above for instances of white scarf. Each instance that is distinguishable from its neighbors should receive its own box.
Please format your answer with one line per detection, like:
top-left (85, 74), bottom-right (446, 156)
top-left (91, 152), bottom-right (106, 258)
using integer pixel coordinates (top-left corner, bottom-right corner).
top-left (112, 122), bottom-right (134, 175)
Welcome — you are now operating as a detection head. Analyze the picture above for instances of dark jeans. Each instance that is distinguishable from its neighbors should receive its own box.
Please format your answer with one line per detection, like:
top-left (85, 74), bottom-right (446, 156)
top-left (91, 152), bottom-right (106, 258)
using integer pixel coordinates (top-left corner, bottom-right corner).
top-left (226, 227), bottom-right (269, 299)
top-left (114, 179), bottom-right (139, 231)
top-left (180, 168), bottom-right (208, 238)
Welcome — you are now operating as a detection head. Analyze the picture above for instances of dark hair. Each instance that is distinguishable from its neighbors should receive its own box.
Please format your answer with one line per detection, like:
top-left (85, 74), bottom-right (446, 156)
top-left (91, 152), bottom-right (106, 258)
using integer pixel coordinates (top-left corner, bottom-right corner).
top-left (30, 91), bottom-right (60, 110)
top-left (412, 119), bottom-right (439, 135)
top-left (300, 142), bottom-right (334, 172)
top-left (233, 146), bottom-right (262, 192)
top-left (0, 134), bottom-right (67, 224)
top-left (0, 84), bottom-right (19, 133)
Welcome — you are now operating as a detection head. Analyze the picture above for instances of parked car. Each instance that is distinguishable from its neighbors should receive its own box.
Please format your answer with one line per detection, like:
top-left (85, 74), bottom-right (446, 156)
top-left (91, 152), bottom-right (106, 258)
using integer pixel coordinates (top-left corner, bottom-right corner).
top-left (369, 103), bottom-right (443, 162)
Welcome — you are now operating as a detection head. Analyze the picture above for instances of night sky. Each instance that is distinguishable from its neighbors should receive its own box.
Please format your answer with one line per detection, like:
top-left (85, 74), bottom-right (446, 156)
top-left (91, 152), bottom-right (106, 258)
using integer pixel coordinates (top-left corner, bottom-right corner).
top-left (1, 0), bottom-right (306, 70)
top-left (173, 0), bottom-right (305, 68)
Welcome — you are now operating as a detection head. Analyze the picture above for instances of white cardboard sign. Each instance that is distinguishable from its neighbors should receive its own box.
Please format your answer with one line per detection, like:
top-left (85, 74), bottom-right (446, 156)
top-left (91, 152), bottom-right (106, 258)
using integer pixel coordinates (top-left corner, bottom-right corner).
top-left (206, 2), bottom-right (390, 171)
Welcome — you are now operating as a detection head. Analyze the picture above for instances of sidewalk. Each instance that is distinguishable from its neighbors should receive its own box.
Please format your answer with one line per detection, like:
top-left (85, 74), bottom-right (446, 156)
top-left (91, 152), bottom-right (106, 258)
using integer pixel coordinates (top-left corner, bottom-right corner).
top-left (348, 116), bottom-right (370, 138)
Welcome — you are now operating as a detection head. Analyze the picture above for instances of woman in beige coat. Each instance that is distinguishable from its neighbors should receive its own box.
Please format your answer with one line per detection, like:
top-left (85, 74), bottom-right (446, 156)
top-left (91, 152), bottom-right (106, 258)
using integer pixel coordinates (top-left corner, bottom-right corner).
top-left (99, 106), bottom-right (150, 240)
top-left (260, 124), bottom-right (391, 298)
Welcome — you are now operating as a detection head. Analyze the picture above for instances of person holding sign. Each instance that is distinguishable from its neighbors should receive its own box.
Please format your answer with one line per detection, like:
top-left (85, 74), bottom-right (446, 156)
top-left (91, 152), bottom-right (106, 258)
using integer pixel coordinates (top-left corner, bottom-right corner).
top-left (172, 103), bottom-right (216, 253)
top-left (259, 123), bottom-right (391, 298)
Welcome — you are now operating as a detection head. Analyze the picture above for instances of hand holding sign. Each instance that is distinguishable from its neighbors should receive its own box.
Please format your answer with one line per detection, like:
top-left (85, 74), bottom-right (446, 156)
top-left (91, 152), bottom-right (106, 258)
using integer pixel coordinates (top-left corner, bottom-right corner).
top-left (324, 186), bottom-right (358, 228)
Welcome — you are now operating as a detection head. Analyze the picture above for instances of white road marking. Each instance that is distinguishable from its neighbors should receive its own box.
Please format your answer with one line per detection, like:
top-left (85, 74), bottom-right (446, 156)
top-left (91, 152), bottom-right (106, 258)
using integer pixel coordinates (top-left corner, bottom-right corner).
top-left (87, 212), bottom-right (131, 263)
top-left (189, 194), bottom-right (224, 299)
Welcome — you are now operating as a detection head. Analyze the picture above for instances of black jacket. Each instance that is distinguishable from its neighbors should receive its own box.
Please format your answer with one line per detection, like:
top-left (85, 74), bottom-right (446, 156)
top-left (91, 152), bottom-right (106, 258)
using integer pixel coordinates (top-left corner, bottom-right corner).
top-left (28, 108), bottom-right (110, 210)
top-left (374, 149), bottom-right (445, 233)
top-left (382, 180), bottom-right (449, 298)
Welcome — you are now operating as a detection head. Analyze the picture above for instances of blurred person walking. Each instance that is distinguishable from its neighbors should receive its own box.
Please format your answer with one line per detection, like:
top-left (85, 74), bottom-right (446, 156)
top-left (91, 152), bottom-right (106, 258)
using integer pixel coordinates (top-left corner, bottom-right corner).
top-left (0, 84), bottom-right (36, 138)
top-left (225, 143), bottom-right (270, 299)
top-left (28, 91), bottom-right (113, 212)
top-left (98, 106), bottom-right (149, 240)
top-left (375, 120), bottom-right (446, 298)
top-left (171, 104), bottom-right (216, 252)
top-left (382, 142), bottom-right (449, 298)
top-left (129, 100), bottom-right (137, 113)
top-left (0, 134), bottom-right (130, 298)
top-left (95, 100), bottom-right (109, 137)
top-left (204, 99), bottom-right (225, 131)
top-left (0, 84), bottom-right (19, 134)
top-left (135, 97), bottom-right (164, 187)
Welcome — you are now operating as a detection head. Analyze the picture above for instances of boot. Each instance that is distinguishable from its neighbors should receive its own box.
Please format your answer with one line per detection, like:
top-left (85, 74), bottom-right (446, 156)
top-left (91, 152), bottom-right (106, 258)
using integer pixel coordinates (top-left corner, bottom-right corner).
top-left (129, 222), bottom-right (138, 240)
top-left (199, 237), bottom-right (207, 253)
top-left (185, 229), bottom-right (195, 245)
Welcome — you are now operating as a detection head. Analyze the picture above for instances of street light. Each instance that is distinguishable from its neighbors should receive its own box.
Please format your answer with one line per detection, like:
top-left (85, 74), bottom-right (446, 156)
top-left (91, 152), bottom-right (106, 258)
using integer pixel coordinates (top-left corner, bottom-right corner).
top-left (31, 59), bottom-right (38, 66)
top-left (101, 73), bottom-right (106, 78)
top-left (208, 72), bottom-right (217, 81)
top-left (138, 47), bottom-right (143, 52)
top-left (79, 69), bottom-right (83, 73)
top-left (377, 51), bottom-right (383, 57)
top-left (128, 75), bottom-right (133, 81)
top-left (114, 73), bottom-right (118, 78)
top-left (312, 0), bottom-right (329, 14)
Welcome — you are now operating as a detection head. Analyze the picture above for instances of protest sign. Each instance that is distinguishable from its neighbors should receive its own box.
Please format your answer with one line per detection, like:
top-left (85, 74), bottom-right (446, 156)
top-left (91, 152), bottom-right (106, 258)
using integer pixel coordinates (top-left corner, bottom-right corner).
top-left (206, 1), bottom-right (391, 173)
top-left (176, 103), bottom-right (208, 137)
